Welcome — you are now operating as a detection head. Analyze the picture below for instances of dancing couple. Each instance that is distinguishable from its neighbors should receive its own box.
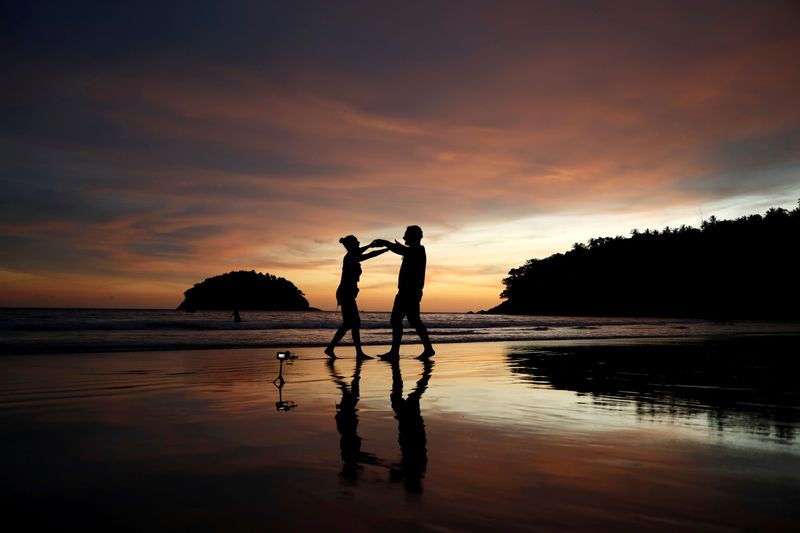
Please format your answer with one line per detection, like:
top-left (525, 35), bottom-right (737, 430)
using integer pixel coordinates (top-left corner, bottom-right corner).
top-left (325, 225), bottom-right (435, 361)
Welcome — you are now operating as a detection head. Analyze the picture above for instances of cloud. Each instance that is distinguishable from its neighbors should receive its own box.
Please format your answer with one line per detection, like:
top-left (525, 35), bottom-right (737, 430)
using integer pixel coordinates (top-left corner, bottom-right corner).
top-left (2, 1), bottom-right (800, 310)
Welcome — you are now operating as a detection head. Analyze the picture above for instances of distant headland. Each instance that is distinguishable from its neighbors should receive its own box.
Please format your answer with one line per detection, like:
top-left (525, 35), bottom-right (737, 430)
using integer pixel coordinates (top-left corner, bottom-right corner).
top-left (486, 203), bottom-right (800, 320)
top-left (177, 270), bottom-right (315, 311)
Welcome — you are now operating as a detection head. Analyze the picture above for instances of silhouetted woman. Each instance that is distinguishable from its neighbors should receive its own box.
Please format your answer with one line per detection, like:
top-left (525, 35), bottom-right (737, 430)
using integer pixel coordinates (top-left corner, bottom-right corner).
top-left (325, 235), bottom-right (387, 359)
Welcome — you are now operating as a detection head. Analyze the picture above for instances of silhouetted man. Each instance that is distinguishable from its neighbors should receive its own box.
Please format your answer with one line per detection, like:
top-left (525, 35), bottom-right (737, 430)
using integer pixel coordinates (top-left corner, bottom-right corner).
top-left (372, 225), bottom-right (435, 360)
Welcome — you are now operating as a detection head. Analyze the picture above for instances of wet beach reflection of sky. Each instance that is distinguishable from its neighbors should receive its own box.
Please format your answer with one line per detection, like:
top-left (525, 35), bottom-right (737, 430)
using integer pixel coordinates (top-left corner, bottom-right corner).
top-left (1, 342), bottom-right (799, 530)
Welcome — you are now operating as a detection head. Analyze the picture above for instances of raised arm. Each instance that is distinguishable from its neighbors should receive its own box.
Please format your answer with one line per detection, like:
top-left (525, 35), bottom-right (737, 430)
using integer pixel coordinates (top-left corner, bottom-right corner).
top-left (359, 247), bottom-right (388, 261)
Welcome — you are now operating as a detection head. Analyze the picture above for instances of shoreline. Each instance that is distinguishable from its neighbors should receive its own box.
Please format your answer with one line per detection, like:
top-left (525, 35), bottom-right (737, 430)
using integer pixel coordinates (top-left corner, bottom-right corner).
top-left (4, 308), bottom-right (800, 356)
top-left (3, 330), bottom-right (800, 356)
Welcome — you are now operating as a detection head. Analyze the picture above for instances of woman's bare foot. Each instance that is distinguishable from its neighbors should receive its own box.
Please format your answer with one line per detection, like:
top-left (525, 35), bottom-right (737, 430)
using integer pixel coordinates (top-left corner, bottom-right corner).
top-left (356, 352), bottom-right (374, 360)
top-left (324, 348), bottom-right (337, 359)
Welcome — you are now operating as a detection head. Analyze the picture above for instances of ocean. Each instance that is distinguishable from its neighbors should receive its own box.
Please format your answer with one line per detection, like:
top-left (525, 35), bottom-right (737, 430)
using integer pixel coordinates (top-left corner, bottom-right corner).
top-left (3, 307), bottom-right (800, 354)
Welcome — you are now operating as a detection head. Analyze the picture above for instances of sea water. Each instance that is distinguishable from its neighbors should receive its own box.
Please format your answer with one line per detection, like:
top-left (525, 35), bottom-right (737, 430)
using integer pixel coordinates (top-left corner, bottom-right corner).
top-left (2, 308), bottom-right (800, 354)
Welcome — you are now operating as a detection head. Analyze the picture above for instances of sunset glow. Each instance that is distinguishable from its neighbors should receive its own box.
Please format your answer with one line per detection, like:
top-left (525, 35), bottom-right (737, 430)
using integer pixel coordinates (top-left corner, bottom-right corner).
top-left (2, 1), bottom-right (799, 311)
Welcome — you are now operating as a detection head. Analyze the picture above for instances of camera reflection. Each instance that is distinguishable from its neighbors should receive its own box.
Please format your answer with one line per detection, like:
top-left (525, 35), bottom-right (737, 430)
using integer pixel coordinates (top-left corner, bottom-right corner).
top-left (274, 351), bottom-right (297, 411)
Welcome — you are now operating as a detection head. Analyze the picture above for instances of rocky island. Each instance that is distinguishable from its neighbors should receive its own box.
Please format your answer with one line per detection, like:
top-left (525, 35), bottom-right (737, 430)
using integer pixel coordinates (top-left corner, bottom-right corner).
top-left (177, 270), bottom-right (313, 311)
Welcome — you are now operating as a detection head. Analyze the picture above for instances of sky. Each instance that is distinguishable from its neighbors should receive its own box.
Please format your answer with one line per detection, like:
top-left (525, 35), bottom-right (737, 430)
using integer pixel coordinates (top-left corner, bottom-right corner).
top-left (2, 0), bottom-right (799, 312)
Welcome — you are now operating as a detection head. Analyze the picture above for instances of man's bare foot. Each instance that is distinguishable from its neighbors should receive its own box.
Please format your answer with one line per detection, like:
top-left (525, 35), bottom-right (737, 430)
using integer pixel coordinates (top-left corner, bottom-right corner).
top-left (416, 349), bottom-right (435, 360)
top-left (378, 351), bottom-right (399, 361)
top-left (324, 348), bottom-right (337, 359)
top-left (356, 353), bottom-right (374, 360)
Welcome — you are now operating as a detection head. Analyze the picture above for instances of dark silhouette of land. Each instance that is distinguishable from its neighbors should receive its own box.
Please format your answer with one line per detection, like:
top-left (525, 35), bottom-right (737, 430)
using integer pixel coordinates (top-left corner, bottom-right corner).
top-left (506, 335), bottom-right (800, 442)
top-left (177, 270), bottom-right (312, 311)
top-left (488, 203), bottom-right (800, 319)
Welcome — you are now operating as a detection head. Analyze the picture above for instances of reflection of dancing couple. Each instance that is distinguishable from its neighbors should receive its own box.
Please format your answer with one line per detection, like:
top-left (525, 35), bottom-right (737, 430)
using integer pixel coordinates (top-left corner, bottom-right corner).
top-left (325, 225), bottom-right (435, 361)
top-left (328, 356), bottom-right (433, 494)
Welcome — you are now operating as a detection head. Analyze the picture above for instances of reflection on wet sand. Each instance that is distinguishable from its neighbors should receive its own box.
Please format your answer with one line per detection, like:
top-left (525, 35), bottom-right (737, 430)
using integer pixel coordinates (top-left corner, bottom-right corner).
top-left (506, 336), bottom-right (800, 443)
top-left (388, 357), bottom-right (433, 494)
top-left (327, 357), bottom-right (434, 493)
top-left (2, 343), bottom-right (800, 530)
top-left (327, 359), bottom-right (381, 480)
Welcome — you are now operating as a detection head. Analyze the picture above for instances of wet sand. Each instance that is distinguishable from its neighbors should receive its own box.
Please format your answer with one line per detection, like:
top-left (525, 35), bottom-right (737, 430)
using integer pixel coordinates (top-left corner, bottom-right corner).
top-left (2, 336), bottom-right (799, 531)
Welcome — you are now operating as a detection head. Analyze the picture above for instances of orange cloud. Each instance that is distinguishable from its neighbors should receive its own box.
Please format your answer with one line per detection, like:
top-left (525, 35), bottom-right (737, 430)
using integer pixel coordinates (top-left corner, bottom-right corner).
top-left (3, 1), bottom-right (800, 310)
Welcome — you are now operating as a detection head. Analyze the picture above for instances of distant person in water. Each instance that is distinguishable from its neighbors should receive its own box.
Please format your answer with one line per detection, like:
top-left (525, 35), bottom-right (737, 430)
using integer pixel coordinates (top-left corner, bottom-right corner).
top-left (231, 309), bottom-right (241, 323)
top-left (325, 235), bottom-right (388, 360)
top-left (372, 225), bottom-right (435, 360)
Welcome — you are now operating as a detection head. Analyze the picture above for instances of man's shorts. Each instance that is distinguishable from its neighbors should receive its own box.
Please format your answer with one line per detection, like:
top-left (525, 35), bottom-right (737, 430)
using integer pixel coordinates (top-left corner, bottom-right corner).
top-left (392, 290), bottom-right (423, 316)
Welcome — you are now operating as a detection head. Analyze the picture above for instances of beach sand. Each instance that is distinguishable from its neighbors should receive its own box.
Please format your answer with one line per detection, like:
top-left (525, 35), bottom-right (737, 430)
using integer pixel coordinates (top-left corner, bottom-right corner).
top-left (2, 337), bottom-right (799, 531)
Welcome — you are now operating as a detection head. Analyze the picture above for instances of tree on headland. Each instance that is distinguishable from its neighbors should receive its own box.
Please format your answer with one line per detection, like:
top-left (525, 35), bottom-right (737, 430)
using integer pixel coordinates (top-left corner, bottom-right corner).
top-left (177, 270), bottom-right (312, 311)
top-left (490, 202), bottom-right (800, 319)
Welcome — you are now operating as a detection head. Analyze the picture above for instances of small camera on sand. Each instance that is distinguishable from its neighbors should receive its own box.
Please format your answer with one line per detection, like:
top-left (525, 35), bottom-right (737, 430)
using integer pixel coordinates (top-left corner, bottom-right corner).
top-left (277, 351), bottom-right (291, 361)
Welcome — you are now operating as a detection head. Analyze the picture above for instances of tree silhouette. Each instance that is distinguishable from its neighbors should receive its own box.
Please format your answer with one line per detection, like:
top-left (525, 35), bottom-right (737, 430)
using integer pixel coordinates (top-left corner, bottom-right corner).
top-left (492, 202), bottom-right (800, 319)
